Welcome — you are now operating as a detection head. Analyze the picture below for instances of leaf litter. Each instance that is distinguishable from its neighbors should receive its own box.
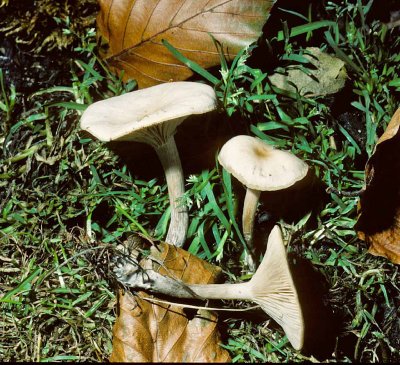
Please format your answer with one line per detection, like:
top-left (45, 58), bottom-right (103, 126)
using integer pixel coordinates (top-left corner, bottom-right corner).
top-left (356, 108), bottom-right (400, 264)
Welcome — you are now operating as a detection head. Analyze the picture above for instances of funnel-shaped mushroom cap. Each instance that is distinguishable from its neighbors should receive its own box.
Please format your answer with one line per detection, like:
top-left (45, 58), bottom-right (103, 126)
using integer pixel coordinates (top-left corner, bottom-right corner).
top-left (80, 81), bottom-right (217, 144)
top-left (218, 135), bottom-right (308, 191)
top-left (250, 225), bottom-right (304, 350)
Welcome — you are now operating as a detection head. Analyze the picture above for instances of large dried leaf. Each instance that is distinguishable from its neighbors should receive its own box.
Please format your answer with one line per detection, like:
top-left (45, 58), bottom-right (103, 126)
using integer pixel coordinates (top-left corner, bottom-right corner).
top-left (109, 240), bottom-right (231, 362)
top-left (356, 108), bottom-right (400, 264)
top-left (97, 0), bottom-right (275, 88)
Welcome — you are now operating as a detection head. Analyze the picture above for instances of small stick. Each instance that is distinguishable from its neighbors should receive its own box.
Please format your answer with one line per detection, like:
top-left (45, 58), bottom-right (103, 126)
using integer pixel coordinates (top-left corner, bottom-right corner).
top-left (142, 296), bottom-right (261, 312)
top-left (326, 186), bottom-right (365, 197)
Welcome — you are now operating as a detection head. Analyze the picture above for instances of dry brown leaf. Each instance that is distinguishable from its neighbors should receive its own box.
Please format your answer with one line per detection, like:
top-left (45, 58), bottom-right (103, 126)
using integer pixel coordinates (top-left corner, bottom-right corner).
top-left (356, 108), bottom-right (400, 264)
top-left (109, 241), bottom-right (231, 362)
top-left (97, 0), bottom-right (275, 88)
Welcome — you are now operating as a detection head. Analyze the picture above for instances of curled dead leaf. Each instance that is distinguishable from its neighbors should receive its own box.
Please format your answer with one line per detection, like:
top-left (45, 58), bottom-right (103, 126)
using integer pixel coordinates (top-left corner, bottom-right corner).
top-left (356, 108), bottom-right (400, 264)
top-left (109, 239), bottom-right (231, 362)
top-left (97, 0), bottom-right (275, 88)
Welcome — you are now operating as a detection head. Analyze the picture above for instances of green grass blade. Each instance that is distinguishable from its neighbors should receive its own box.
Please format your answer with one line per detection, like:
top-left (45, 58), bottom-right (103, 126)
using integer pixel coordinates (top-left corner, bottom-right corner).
top-left (1, 267), bottom-right (42, 302)
top-left (204, 182), bottom-right (230, 229)
top-left (276, 20), bottom-right (335, 41)
top-left (162, 39), bottom-right (219, 85)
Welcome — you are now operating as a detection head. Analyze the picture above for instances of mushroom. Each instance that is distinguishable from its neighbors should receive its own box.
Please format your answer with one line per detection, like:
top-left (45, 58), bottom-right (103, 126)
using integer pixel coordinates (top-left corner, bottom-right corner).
top-left (188, 225), bottom-right (304, 350)
top-left (218, 135), bottom-right (308, 264)
top-left (80, 81), bottom-right (217, 247)
top-left (114, 225), bottom-right (304, 350)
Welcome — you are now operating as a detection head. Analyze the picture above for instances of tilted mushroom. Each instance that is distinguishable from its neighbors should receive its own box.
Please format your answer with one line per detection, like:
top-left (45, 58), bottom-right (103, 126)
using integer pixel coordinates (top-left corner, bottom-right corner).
top-left (187, 225), bottom-right (304, 350)
top-left (113, 225), bottom-right (304, 350)
top-left (80, 81), bottom-right (217, 247)
top-left (218, 135), bottom-right (308, 265)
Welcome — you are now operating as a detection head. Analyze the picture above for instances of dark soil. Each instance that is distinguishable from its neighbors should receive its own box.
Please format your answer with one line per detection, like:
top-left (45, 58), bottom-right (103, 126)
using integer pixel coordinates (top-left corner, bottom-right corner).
top-left (0, 0), bottom-right (98, 106)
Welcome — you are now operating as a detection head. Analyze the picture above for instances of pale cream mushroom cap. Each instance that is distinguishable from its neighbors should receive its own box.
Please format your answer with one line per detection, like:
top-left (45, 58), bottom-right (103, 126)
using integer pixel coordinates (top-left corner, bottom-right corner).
top-left (80, 81), bottom-right (217, 144)
top-left (218, 135), bottom-right (308, 191)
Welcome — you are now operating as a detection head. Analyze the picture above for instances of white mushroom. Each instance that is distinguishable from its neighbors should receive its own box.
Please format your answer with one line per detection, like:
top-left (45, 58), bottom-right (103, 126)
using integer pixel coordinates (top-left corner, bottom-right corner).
top-left (218, 135), bottom-right (308, 264)
top-left (80, 81), bottom-right (217, 247)
top-left (114, 225), bottom-right (304, 350)
top-left (186, 225), bottom-right (304, 350)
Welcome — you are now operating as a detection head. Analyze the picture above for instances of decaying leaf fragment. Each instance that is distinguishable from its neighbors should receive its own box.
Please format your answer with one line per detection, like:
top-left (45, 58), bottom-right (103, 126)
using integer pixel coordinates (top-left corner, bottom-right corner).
top-left (269, 47), bottom-right (347, 97)
top-left (97, 0), bottom-right (275, 88)
top-left (109, 239), bottom-right (230, 362)
top-left (356, 108), bottom-right (400, 264)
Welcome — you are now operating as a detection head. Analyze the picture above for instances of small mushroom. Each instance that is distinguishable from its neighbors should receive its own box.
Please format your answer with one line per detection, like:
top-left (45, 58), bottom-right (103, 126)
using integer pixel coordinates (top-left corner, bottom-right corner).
top-left (80, 81), bottom-right (217, 247)
top-left (114, 225), bottom-right (304, 350)
top-left (218, 135), bottom-right (308, 264)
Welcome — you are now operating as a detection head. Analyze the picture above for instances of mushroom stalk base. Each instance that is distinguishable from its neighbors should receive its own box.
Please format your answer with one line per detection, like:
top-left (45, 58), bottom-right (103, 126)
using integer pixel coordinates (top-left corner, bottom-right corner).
top-left (155, 136), bottom-right (188, 247)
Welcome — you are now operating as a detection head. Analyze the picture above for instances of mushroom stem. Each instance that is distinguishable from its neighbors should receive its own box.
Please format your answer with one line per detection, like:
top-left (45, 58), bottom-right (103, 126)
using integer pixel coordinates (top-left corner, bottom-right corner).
top-left (242, 188), bottom-right (261, 268)
top-left (243, 188), bottom-right (261, 243)
top-left (155, 135), bottom-right (188, 247)
top-left (188, 281), bottom-right (252, 301)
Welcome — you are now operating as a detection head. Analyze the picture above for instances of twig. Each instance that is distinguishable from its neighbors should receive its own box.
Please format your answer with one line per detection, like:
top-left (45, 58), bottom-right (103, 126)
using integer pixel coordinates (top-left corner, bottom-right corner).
top-left (326, 186), bottom-right (365, 197)
top-left (142, 296), bottom-right (261, 312)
